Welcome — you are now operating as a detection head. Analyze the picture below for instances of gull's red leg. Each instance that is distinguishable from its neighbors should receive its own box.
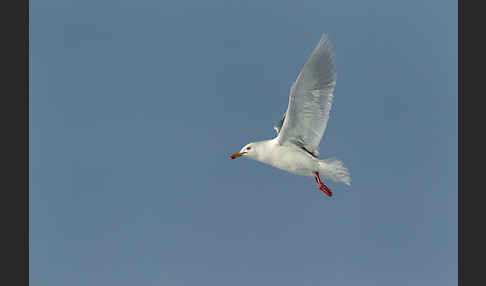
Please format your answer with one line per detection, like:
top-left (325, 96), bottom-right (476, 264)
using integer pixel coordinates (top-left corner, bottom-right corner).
top-left (314, 172), bottom-right (332, 197)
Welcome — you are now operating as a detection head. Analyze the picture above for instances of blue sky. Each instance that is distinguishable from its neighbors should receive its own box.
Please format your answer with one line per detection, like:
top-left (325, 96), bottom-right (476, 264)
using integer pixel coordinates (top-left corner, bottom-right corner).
top-left (30, 0), bottom-right (457, 285)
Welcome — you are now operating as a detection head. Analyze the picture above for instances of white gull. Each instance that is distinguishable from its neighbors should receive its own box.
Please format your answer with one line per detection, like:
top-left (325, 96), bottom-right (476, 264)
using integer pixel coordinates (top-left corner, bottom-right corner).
top-left (230, 34), bottom-right (351, 197)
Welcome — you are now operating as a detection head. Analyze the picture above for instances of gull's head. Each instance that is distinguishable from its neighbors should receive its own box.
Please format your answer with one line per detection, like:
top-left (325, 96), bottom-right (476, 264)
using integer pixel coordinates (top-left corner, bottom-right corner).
top-left (230, 143), bottom-right (255, 160)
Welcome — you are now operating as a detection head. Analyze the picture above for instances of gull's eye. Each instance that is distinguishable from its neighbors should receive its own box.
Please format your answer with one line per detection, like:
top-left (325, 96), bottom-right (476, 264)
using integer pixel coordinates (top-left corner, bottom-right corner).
top-left (246, 146), bottom-right (252, 150)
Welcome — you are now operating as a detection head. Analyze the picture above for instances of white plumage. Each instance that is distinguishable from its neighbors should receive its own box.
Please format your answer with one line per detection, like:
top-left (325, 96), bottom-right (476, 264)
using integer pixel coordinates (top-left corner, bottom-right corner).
top-left (231, 34), bottom-right (350, 196)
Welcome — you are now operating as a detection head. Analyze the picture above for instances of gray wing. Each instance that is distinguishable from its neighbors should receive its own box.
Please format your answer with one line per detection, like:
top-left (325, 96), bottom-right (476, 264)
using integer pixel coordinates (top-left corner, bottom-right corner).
top-left (275, 34), bottom-right (336, 157)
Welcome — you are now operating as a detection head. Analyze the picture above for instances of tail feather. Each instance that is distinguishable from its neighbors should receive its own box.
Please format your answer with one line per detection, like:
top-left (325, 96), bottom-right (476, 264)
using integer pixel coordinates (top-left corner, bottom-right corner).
top-left (318, 158), bottom-right (351, 186)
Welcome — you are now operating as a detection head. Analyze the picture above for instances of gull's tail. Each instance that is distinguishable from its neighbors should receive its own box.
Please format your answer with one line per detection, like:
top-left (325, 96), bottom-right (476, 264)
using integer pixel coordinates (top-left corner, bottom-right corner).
top-left (317, 158), bottom-right (351, 186)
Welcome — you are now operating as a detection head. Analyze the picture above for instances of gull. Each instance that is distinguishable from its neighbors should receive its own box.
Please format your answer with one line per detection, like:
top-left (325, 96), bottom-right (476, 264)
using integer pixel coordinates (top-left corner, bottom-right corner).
top-left (230, 34), bottom-right (350, 197)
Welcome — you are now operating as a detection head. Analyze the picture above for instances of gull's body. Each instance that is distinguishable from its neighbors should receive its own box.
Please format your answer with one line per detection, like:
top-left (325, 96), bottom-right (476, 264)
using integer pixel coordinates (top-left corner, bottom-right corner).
top-left (245, 139), bottom-right (319, 177)
top-left (230, 34), bottom-right (351, 197)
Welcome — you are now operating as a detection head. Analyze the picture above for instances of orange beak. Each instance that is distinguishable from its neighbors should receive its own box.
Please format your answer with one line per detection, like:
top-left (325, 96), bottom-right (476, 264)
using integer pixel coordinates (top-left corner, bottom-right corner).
top-left (230, 152), bottom-right (246, 159)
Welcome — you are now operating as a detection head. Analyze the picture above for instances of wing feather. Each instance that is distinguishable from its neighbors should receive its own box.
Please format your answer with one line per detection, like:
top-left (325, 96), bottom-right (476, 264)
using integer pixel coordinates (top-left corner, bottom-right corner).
top-left (275, 34), bottom-right (337, 157)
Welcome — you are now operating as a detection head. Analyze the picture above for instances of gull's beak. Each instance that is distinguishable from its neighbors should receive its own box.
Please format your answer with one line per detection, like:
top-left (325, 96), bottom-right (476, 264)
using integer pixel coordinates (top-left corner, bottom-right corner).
top-left (230, 152), bottom-right (246, 160)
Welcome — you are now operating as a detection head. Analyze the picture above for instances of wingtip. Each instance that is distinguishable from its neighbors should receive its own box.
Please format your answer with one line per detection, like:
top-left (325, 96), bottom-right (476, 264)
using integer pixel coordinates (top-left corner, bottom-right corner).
top-left (320, 33), bottom-right (330, 42)
top-left (318, 33), bottom-right (332, 48)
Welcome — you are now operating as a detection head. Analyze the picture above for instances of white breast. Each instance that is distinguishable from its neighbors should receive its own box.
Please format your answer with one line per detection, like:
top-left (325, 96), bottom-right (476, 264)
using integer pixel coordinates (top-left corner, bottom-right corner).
top-left (257, 141), bottom-right (318, 177)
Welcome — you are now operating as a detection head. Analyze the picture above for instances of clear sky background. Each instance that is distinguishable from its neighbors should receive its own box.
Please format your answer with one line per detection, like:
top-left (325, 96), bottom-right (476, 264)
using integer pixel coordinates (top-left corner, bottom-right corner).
top-left (30, 0), bottom-right (457, 285)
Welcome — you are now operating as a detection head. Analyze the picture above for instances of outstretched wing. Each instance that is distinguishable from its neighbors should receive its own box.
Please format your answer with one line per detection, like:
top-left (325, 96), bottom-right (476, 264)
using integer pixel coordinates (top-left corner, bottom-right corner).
top-left (275, 34), bottom-right (336, 157)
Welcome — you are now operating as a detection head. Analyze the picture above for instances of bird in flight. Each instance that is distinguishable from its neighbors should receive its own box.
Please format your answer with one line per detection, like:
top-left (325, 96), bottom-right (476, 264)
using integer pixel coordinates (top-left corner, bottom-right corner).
top-left (230, 34), bottom-right (350, 197)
